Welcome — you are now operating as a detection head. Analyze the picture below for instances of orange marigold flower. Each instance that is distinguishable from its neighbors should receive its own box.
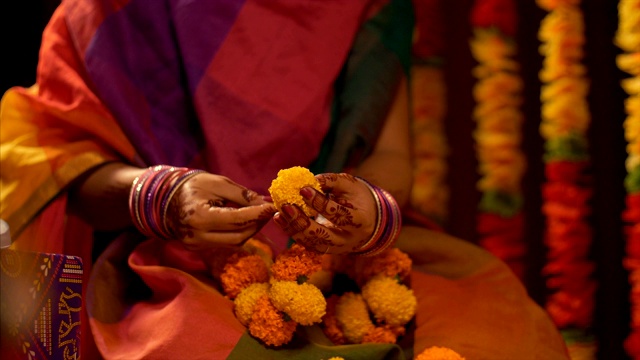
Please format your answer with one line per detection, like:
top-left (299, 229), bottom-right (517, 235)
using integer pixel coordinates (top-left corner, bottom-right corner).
top-left (203, 247), bottom-right (247, 279)
top-left (355, 248), bottom-right (412, 284)
top-left (271, 243), bottom-right (323, 282)
top-left (322, 295), bottom-right (348, 345)
top-left (234, 282), bottom-right (270, 326)
top-left (221, 253), bottom-right (270, 299)
top-left (269, 166), bottom-right (322, 216)
top-left (249, 295), bottom-right (298, 347)
top-left (362, 326), bottom-right (397, 344)
top-left (415, 346), bottom-right (466, 360)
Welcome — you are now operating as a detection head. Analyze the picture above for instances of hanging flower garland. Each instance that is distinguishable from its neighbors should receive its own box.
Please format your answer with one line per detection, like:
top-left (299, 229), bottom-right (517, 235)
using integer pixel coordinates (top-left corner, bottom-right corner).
top-left (469, 0), bottom-right (527, 280)
top-left (536, 0), bottom-right (597, 357)
top-left (615, 0), bottom-right (640, 357)
top-left (409, 0), bottom-right (449, 225)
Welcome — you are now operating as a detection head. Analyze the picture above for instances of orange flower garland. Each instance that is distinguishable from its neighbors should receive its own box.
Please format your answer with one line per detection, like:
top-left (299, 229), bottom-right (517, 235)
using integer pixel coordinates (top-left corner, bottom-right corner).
top-left (409, 0), bottom-right (449, 224)
top-left (209, 240), bottom-right (421, 348)
top-left (469, 0), bottom-right (527, 280)
top-left (536, 0), bottom-right (597, 356)
top-left (616, 0), bottom-right (640, 357)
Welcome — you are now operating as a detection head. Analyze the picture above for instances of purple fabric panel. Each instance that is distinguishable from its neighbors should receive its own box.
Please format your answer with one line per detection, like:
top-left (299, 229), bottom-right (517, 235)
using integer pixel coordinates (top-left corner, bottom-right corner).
top-left (84, 0), bottom-right (245, 166)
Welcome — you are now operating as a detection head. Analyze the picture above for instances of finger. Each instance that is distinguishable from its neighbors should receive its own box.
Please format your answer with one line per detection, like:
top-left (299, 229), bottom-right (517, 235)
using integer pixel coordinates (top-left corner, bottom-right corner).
top-left (274, 205), bottom-right (347, 252)
top-left (189, 203), bottom-right (276, 231)
top-left (315, 173), bottom-right (359, 194)
top-left (291, 221), bottom-right (346, 253)
top-left (300, 187), bottom-right (365, 229)
top-left (215, 178), bottom-right (267, 206)
top-left (182, 227), bottom-right (260, 250)
top-left (272, 204), bottom-right (311, 236)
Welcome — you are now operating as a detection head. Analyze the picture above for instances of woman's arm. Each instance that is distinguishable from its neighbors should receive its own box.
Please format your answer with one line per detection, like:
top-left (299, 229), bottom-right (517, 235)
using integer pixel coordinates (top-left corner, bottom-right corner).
top-left (353, 76), bottom-right (413, 207)
top-left (67, 162), bottom-right (145, 231)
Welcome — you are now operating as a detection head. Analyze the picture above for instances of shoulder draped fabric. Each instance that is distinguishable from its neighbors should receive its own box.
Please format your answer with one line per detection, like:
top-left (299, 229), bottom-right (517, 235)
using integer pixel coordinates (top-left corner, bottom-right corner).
top-left (0, 0), bottom-right (570, 359)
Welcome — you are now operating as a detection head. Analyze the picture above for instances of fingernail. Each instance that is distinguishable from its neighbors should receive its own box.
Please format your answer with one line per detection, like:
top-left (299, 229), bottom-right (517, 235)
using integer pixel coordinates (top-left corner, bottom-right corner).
top-left (282, 204), bottom-right (297, 218)
top-left (300, 187), bottom-right (314, 200)
top-left (273, 214), bottom-right (287, 227)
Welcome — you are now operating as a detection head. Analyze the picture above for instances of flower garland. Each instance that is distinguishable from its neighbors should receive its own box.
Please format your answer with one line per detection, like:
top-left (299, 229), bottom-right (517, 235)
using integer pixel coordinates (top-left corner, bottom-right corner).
top-left (615, 0), bottom-right (640, 357)
top-left (213, 240), bottom-right (463, 358)
top-left (409, 0), bottom-right (449, 225)
top-left (536, 0), bottom-right (597, 357)
top-left (469, 0), bottom-right (527, 280)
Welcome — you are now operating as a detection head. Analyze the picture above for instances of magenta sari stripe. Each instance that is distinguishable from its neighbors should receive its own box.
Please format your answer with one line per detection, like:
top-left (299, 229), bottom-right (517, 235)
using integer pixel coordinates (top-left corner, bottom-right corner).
top-left (83, 0), bottom-right (246, 166)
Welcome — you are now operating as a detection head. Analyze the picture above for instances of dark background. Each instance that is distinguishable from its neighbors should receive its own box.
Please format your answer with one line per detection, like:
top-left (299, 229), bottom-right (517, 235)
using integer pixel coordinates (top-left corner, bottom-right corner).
top-left (2, 1), bottom-right (630, 358)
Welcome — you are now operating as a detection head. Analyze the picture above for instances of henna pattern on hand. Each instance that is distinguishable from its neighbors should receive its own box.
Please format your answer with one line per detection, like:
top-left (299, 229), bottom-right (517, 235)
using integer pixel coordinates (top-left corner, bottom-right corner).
top-left (242, 189), bottom-right (258, 202)
top-left (309, 192), bottom-right (360, 228)
top-left (166, 194), bottom-right (197, 240)
top-left (230, 207), bottom-right (274, 227)
top-left (299, 227), bottom-right (333, 251)
top-left (279, 205), bottom-right (311, 235)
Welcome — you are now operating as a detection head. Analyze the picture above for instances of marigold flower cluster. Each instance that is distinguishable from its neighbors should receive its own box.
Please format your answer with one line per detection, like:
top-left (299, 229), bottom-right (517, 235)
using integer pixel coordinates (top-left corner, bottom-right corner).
top-left (213, 238), bottom-right (422, 349)
top-left (536, 0), bottom-right (597, 357)
top-left (269, 166), bottom-right (322, 216)
top-left (319, 248), bottom-right (416, 345)
top-left (616, 0), bottom-right (640, 357)
top-left (219, 244), bottom-right (326, 346)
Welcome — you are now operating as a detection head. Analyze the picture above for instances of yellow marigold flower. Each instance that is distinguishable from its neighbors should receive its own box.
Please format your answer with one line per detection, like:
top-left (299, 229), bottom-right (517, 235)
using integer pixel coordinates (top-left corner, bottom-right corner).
top-left (335, 292), bottom-right (374, 344)
top-left (415, 346), bottom-right (466, 360)
top-left (355, 248), bottom-right (412, 284)
top-left (268, 279), bottom-right (326, 326)
top-left (322, 295), bottom-right (348, 345)
top-left (362, 275), bottom-right (417, 326)
top-left (622, 77), bottom-right (640, 95)
top-left (249, 295), bottom-right (297, 347)
top-left (234, 282), bottom-right (270, 326)
top-left (220, 253), bottom-right (270, 299)
top-left (271, 243), bottom-right (323, 282)
top-left (269, 166), bottom-right (322, 216)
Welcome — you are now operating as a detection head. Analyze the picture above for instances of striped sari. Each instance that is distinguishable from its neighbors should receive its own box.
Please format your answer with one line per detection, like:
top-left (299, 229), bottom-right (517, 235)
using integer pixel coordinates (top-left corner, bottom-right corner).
top-left (0, 0), bottom-right (569, 358)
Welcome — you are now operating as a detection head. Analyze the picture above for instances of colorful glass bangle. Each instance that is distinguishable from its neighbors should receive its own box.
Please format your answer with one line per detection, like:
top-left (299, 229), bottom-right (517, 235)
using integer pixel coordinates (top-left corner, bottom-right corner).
top-left (352, 177), bottom-right (402, 257)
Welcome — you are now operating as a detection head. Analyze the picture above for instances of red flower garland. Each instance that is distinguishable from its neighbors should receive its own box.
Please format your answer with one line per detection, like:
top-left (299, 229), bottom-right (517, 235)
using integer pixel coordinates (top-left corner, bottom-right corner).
top-left (536, 0), bottom-right (597, 356)
top-left (616, 0), bottom-right (640, 356)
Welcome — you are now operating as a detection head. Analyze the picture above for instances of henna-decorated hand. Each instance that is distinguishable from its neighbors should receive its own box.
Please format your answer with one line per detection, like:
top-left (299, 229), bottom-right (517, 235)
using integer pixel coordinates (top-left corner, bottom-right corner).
top-left (165, 173), bottom-right (276, 250)
top-left (272, 173), bottom-right (376, 254)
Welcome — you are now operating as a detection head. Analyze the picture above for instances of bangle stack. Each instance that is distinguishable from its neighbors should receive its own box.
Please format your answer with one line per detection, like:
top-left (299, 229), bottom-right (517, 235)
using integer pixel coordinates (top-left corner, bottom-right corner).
top-left (352, 177), bottom-right (402, 256)
top-left (128, 165), bottom-right (205, 239)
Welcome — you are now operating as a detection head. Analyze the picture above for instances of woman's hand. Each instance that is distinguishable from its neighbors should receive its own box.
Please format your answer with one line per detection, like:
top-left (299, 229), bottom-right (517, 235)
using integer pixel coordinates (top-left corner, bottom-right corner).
top-left (165, 172), bottom-right (276, 250)
top-left (272, 173), bottom-right (376, 254)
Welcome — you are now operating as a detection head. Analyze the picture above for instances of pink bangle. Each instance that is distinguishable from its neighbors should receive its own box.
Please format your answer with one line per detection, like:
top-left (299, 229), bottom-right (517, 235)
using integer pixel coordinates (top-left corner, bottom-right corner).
top-left (352, 177), bottom-right (402, 256)
top-left (128, 165), bottom-right (203, 239)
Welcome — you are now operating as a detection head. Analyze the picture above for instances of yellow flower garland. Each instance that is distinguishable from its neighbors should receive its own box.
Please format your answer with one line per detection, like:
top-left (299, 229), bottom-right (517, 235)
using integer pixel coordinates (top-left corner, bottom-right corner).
top-left (410, 64), bottom-right (449, 223)
top-left (469, 0), bottom-right (527, 280)
top-left (537, 0), bottom-right (597, 357)
top-left (615, 0), bottom-right (640, 357)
